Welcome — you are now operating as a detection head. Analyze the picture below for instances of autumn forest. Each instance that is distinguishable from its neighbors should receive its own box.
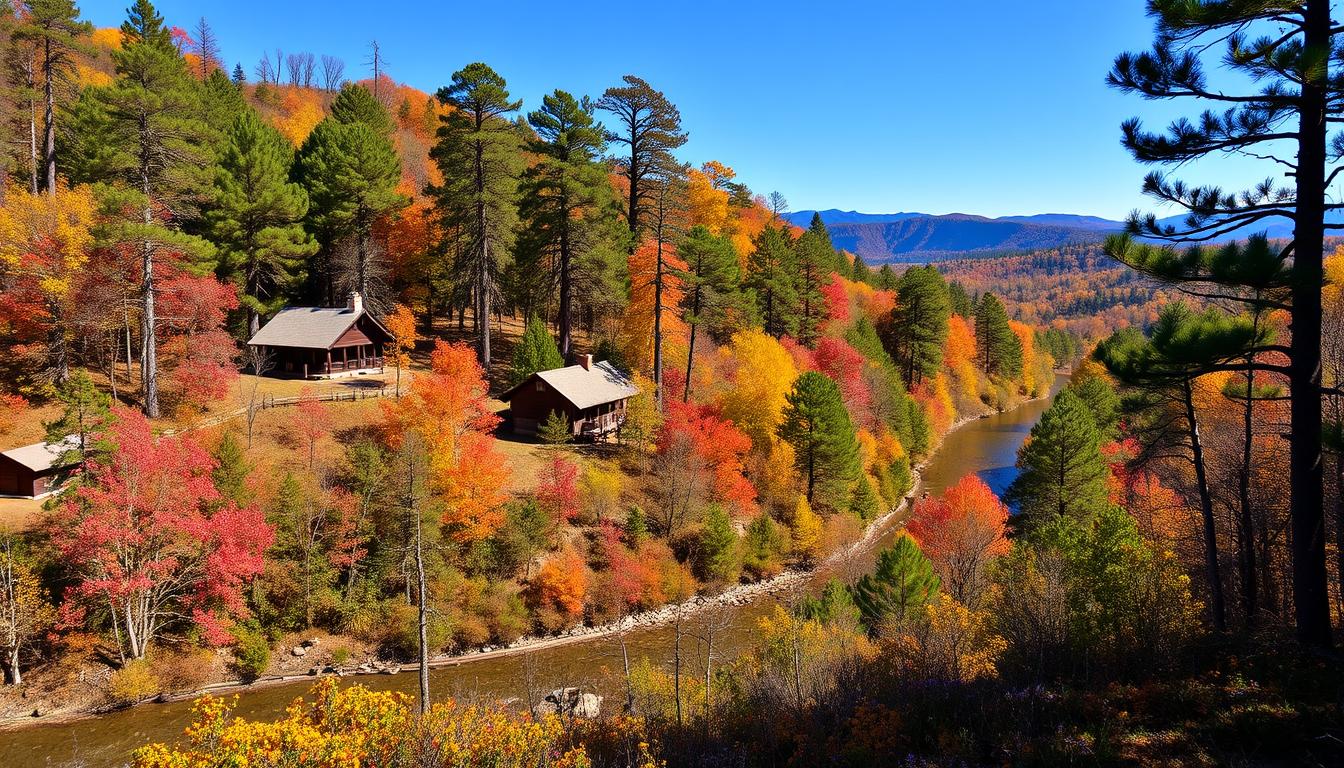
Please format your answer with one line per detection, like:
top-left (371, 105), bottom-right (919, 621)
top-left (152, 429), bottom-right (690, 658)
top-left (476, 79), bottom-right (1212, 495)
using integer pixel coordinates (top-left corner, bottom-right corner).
top-left (2, 1), bottom-right (1344, 767)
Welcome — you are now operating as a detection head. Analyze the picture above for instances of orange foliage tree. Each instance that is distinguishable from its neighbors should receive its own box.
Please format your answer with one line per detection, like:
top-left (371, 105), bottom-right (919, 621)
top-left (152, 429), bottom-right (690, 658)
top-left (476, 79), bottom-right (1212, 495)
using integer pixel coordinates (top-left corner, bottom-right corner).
top-left (906, 474), bottom-right (1009, 606)
top-left (382, 341), bottom-right (508, 543)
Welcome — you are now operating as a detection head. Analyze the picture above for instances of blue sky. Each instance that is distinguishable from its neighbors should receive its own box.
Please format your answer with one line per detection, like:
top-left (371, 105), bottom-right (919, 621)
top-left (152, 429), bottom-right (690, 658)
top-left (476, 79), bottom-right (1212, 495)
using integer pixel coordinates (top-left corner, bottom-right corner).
top-left (86, 0), bottom-right (1274, 220)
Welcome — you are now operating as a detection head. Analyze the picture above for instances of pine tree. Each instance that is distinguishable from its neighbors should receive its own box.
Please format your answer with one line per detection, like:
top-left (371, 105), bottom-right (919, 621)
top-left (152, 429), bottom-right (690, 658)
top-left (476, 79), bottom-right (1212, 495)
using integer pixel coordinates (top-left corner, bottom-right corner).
top-left (699, 503), bottom-right (738, 583)
top-left (974, 292), bottom-right (1021, 379)
top-left (596, 75), bottom-right (687, 239)
top-left (851, 253), bottom-right (872, 284)
top-left (516, 89), bottom-right (626, 358)
top-left (12, 0), bottom-right (90, 194)
top-left (209, 109), bottom-right (316, 337)
top-left (678, 225), bottom-right (741, 401)
top-left (882, 265), bottom-right (950, 388)
top-left (1068, 374), bottom-right (1120, 439)
top-left (849, 474), bottom-right (880, 520)
top-left (746, 224), bottom-right (798, 337)
top-left (741, 512), bottom-right (785, 579)
top-left (211, 431), bottom-right (251, 505)
top-left (876, 264), bottom-right (897, 290)
top-left (850, 533), bottom-right (940, 632)
top-left (1004, 388), bottom-right (1110, 533)
top-left (538, 410), bottom-right (571, 446)
top-left (778, 371), bottom-right (861, 511)
top-left (64, 0), bottom-right (212, 417)
top-left (623, 506), bottom-right (649, 547)
top-left (429, 62), bottom-right (522, 368)
top-left (1106, 1), bottom-right (1335, 648)
top-left (792, 229), bottom-right (830, 346)
top-left (947, 280), bottom-right (974, 318)
top-left (297, 84), bottom-right (404, 306)
top-left (43, 369), bottom-right (108, 470)
top-left (510, 317), bottom-right (564, 387)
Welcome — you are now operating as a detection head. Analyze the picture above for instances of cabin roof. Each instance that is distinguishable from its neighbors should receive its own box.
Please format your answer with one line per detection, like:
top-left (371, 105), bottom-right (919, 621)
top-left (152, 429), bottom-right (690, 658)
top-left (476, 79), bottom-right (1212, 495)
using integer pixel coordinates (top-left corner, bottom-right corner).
top-left (247, 307), bottom-right (388, 350)
top-left (1, 436), bottom-right (78, 473)
top-left (501, 361), bottom-right (639, 411)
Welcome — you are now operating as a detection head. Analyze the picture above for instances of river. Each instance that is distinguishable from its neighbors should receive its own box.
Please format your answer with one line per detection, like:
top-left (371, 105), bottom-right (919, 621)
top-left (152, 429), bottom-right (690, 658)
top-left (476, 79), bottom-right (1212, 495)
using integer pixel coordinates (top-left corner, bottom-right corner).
top-left (2, 376), bottom-right (1063, 768)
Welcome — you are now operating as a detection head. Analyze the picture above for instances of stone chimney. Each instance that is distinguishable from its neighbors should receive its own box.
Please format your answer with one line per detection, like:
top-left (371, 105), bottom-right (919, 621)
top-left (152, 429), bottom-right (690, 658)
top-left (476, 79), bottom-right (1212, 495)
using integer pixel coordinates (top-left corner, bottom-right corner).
top-left (580, 353), bottom-right (593, 371)
top-left (347, 292), bottom-right (363, 314)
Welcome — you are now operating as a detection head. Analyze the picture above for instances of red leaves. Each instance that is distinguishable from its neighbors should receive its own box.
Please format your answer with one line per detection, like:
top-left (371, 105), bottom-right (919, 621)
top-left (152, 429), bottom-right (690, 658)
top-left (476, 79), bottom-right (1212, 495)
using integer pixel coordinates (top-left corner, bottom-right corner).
top-left (537, 456), bottom-right (581, 525)
top-left (659, 401), bottom-right (757, 515)
top-left (906, 474), bottom-right (1009, 603)
top-left (821, 274), bottom-right (851, 324)
top-left (815, 337), bottom-right (871, 419)
top-left (50, 408), bottom-right (271, 651)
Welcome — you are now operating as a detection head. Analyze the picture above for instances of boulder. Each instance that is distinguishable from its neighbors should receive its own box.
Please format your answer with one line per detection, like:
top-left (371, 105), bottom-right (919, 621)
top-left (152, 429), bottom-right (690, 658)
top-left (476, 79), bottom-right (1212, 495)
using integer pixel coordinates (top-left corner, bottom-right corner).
top-left (291, 645), bottom-right (307, 657)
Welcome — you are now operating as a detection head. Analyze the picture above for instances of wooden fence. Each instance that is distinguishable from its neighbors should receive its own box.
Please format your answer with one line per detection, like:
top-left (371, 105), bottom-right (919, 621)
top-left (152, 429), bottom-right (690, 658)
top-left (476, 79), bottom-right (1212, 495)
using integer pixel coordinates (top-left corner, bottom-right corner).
top-left (259, 386), bottom-right (394, 410)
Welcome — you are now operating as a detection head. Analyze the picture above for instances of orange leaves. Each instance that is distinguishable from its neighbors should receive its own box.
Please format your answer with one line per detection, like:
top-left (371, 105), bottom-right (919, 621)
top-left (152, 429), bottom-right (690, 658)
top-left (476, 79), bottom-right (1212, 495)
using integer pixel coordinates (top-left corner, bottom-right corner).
top-left (270, 86), bottom-right (326, 146)
top-left (906, 474), bottom-right (1009, 604)
top-left (530, 548), bottom-right (588, 621)
top-left (659, 401), bottom-right (758, 515)
top-left (383, 341), bottom-right (508, 543)
top-left (619, 239), bottom-right (687, 376)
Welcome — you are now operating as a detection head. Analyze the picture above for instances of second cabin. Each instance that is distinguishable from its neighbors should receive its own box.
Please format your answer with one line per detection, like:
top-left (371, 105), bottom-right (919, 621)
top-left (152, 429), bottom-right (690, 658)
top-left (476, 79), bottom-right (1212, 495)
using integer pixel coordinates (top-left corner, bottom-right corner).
top-left (501, 355), bottom-right (638, 439)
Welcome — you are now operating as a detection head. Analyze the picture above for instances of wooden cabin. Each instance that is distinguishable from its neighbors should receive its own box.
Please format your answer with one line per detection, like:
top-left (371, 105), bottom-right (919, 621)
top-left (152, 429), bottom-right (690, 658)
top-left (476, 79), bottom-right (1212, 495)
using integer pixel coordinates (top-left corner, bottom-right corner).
top-left (0, 436), bottom-right (77, 498)
top-left (247, 293), bottom-right (392, 379)
top-left (501, 356), bottom-right (639, 439)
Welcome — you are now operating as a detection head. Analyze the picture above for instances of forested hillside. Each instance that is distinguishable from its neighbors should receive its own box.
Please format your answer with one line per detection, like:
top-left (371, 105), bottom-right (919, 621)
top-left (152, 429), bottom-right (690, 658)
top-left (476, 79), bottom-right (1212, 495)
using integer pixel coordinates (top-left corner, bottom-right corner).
top-left (0, 0), bottom-right (1071, 738)
top-left (3, 2), bottom-right (1344, 767)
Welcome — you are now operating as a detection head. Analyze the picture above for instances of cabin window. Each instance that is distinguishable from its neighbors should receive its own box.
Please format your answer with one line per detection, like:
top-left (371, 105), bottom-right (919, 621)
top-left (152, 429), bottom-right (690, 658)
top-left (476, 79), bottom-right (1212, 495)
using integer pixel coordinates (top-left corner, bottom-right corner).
top-left (536, 381), bottom-right (546, 392)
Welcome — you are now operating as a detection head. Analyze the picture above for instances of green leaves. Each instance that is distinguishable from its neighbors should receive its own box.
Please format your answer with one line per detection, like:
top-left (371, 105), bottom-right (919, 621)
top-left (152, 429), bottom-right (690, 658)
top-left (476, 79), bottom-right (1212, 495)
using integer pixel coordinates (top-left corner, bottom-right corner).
top-left (509, 317), bottom-right (564, 388)
top-left (1004, 388), bottom-right (1111, 533)
top-left (851, 533), bottom-right (940, 631)
top-left (884, 265), bottom-right (951, 388)
top-left (974, 292), bottom-right (1021, 380)
top-left (778, 371), bottom-right (862, 512)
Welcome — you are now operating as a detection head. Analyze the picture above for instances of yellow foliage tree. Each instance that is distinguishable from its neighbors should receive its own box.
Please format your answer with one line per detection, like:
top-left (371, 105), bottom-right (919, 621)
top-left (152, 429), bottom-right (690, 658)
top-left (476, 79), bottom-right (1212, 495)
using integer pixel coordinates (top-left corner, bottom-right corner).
top-left (717, 329), bottom-right (798, 450)
top-left (383, 303), bottom-right (417, 397)
top-left (790, 495), bottom-right (823, 561)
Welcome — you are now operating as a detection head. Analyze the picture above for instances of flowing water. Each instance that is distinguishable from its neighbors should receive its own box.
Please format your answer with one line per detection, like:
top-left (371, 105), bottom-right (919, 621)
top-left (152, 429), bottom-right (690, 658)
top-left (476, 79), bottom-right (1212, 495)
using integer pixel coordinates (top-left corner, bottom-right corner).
top-left (2, 376), bottom-right (1063, 768)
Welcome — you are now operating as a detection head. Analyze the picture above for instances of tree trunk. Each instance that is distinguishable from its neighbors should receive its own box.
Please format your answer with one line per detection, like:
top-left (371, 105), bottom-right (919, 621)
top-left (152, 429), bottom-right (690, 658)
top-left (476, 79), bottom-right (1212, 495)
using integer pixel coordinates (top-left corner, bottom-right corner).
top-left (684, 283), bottom-right (700, 403)
top-left (559, 215), bottom-right (573, 359)
top-left (1237, 345), bottom-right (1259, 629)
top-left (415, 483), bottom-right (430, 714)
top-left (1183, 378), bottom-right (1226, 632)
top-left (1288, 0), bottom-right (1333, 650)
top-left (653, 229), bottom-right (664, 411)
top-left (139, 116), bottom-right (159, 419)
top-left (42, 38), bottom-right (56, 195)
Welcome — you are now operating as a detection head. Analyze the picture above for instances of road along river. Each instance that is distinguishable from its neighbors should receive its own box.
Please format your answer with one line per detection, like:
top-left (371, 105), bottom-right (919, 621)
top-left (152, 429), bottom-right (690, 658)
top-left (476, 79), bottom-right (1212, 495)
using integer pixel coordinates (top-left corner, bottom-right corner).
top-left (3, 375), bottom-right (1064, 768)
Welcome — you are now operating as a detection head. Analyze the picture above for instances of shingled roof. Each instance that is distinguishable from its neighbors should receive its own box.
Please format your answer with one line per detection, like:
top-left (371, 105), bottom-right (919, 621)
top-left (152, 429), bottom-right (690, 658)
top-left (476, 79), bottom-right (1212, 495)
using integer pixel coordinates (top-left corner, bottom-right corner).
top-left (501, 360), bottom-right (639, 410)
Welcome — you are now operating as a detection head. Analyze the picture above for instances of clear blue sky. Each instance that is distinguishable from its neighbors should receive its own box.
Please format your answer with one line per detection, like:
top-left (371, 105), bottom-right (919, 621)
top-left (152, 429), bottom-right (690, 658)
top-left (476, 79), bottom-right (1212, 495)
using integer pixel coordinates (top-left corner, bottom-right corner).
top-left (86, 0), bottom-right (1269, 220)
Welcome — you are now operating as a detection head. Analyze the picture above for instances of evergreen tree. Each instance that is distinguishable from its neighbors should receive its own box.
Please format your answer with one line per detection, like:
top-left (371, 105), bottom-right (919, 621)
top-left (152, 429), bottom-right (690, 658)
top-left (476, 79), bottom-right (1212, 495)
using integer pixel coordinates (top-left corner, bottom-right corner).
top-left (778, 371), bottom-right (861, 511)
top-left (43, 369), bottom-right (109, 470)
top-left (849, 474), bottom-right (880, 520)
top-left (596, 75), bottom-right (687, 239)
top-left (429, 62), bottom-right (522, 367)
top-left (510, 316), bottom-right (564, 387)
top-left (209, 109), bottom-right (317, 337)
top-left (699, 503), bottom-right (737, 583)
top-left (882, 265), bottom-right (950, 388)
top-left (876, 264), bottom-right (897, 290)
top-left (741, 512), bottom-right (785, 579)
top-left (851, 253), bottom-right (872, 284)
top-left (211, 431), bottom-right (252, 506)
top-left (623, 506), bottom-right (649, 548)
top-left (1068, 374), bottom-right (1120, 439)
top-left (1106, 1), bottom-right (1336, 648)
top-left (806, 212), bottom-right (840, 270)
top-left (746, 224), bottom-right (798, 337)
top-left (12, 0), bottom-right (91, 193)
top-left (850, 533), bottom-right (940, 632)
top-left (678, 225), bottom-right (742, 401)
top-left (1004, 389), bottom-right (1110, 533)
top-left (538, 410), bottom-right (571, 445)
top-left (297, 84), bottom-right (404, 306)
top-left (792, 228), bottom-right (831, 346)
top-left (947, 280), bottom-right (974, 318)
top-left (231, 62), bottom-right (245, 84)
top-left (64, 0), bottom-right (213, 417)
top-left (516, 89), bottom-right (626, 358)
top-left (974, 292), bottom-right (1021, 379)
top-left (797, 577), bottom-right (861, 627)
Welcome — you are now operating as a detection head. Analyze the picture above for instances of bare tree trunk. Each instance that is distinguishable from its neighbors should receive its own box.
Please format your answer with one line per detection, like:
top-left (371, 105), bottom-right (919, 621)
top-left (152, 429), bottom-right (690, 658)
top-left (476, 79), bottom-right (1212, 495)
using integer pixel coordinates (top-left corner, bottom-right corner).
top-left (42, 38), bottom-right (55, 195)
top-left (1183, 377), bottom-right (1226, 632)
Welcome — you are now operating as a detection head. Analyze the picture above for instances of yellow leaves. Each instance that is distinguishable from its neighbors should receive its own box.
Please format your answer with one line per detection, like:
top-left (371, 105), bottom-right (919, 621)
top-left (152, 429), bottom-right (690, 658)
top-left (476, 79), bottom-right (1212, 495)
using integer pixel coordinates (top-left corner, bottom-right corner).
top-left (687, 165), bottom-right (730, 235)
top-left (134, 680), bottom-right (592, 768)
top-left (0, 184), bottom-right (96, 300)
top-left (886, 593), bottom-right (1006, 683)
top-left (90, 27), bottom-right (122, 51)
top-left (790, 495), bottom-right (823, 560)
top-left (272, 87), bottom-right (326, 146)
top-left (715, 329), bottom-right (798, 450)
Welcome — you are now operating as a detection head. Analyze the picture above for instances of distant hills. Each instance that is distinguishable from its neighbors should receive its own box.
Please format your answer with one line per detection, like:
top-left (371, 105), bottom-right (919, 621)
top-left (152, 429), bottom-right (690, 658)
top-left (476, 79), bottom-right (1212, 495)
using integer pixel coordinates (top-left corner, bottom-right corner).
top-left (784, 209), bottom-right (1327, 262)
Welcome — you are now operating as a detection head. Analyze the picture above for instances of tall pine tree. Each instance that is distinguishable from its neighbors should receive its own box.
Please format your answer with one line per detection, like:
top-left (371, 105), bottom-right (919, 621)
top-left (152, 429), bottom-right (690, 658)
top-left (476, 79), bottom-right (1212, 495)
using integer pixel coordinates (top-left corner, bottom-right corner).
top-left (209, 109), bottom-right (316, 337)
top-left (429, 62), bottom-right (522, 368)
top-left (746, 224), bottom-right (798, 337)
top-left (882, 265), bottom-right (950, 388)
top-left (1004, 388), bottom-right (1110, 533)
top-left (974, 292), bottom-right (1021, 379)
top-left (778, 371), bottom-right (861, 512)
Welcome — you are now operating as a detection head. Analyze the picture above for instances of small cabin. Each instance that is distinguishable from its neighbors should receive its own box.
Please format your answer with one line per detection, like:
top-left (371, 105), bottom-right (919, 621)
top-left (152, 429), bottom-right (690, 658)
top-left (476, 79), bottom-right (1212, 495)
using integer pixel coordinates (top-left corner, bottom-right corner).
top-left (0, 436), bottom-right (77, 499)
top-left (247, 293), bottom-right (392, 379)
top-left (501, 356), bottom-right (639, 439)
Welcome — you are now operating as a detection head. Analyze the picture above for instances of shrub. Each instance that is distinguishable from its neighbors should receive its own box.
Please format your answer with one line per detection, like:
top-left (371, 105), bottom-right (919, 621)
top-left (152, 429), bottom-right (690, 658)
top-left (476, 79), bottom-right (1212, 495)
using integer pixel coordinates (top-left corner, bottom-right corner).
top-left (741, 512), bottom-right (787, 580)
top-left (107, 659), bottom-right (159, 707)
top-left (539, 410), bottom-right (571, 445)
top-left (231, 625), bottom-right (271, 682)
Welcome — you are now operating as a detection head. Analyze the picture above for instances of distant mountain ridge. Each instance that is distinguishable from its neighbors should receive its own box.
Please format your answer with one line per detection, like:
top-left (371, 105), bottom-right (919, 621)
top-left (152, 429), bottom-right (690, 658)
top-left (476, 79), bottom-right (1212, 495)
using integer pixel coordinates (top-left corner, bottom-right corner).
top-left (784, 210), bottom-right (1120, 262)
top-left (784, 209), bottom-right (1339, 262)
